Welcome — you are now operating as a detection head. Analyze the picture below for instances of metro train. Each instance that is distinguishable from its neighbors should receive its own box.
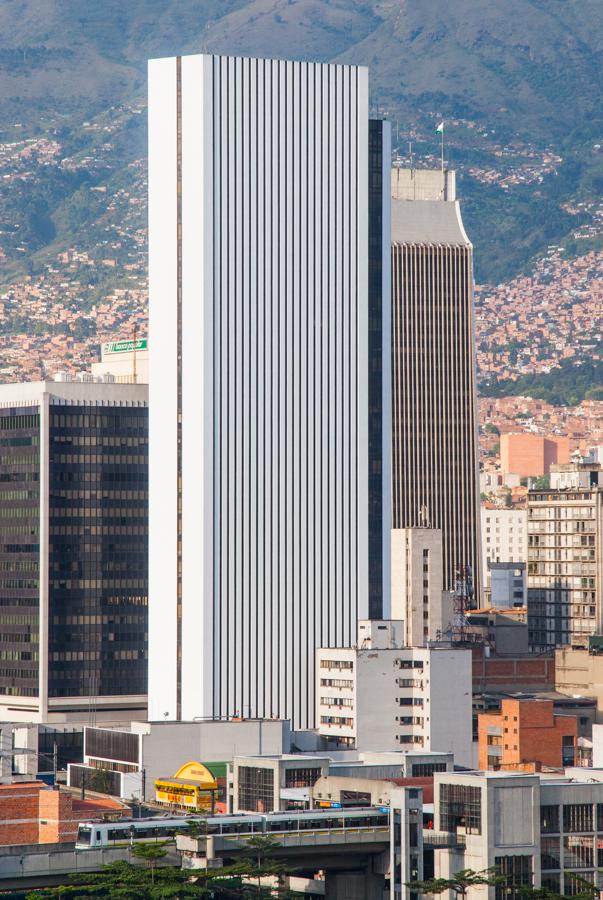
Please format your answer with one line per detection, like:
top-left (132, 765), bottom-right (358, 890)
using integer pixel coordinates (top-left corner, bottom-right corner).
top-left (76, 807), bottom-right (390, 849)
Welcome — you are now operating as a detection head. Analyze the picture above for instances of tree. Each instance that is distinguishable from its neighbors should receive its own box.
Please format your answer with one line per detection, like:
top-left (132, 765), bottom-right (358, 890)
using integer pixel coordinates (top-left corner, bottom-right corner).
top-left (25, 860), bottom-right (241, 898)
top-left (408, 867), bottom-right (506, 898)
top-left (182, 818), bottom-right (207, 838)
top-left (518, 876), bottom-right (599, 900)
top-left (131, 840), bottom-right (168, 885)
top-left (532, 474), bottom-right (550, 490)
top-left (236, 835), bottom-right (296, 898)
top-left (25, 861), bottom-right (196, 898)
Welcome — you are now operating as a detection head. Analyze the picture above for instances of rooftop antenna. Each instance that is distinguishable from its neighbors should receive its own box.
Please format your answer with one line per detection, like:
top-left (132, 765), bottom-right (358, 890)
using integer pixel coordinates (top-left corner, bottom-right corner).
top-left (436, 120), bottom-right (445, 173)
top-left (132, 324), bottom-right (137, 384)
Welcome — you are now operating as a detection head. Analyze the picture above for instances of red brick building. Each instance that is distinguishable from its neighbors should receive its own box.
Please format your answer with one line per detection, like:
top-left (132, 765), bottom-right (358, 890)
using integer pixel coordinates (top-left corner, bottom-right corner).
top-left (472, 645), bottom-right (555, 693)
top-left (478, 698), bottom-right (577, 772)
top-left (0, 782), bottom-right (126, 846)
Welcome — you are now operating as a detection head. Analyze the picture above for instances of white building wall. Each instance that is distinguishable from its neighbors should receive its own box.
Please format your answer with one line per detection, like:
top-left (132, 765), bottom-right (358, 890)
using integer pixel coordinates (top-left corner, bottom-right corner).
top-left (428, 649), bottom-right (473, 767)
top-left (391, 528), bottom-right (445, 644)
top-left (148, 54), bottom-right (370, 729)
top-left (148, 56), bottom-right (180, 722)
top-left (316, 642), bottom-right (472, 759)
top-left (481, 507), bottom-right (527, 580)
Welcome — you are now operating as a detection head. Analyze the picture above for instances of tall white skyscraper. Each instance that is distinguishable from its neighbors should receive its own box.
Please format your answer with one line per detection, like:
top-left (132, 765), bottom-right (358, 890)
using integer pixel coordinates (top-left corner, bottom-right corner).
top-left (148, 54), bottom-right (382, 729)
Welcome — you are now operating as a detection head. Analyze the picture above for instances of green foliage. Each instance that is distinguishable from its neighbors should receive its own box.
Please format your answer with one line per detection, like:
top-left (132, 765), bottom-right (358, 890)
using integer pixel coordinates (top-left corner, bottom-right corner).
top-left (408, 867), bottom-right (506, 897)
top-left (236, 835), bottom-right (296, 897)
top-left (0, 0), bottom-right (602, 288)
top-left (517, 876), bottom-right (600, 900)
top-left (481, 359), bottom-right (603, 406)
top-left (532, 475), bottom-right (550, 490)
top-left (131, 841), bottom-right (168, 885)
top-left (22, 837), bottom-right (301, 899)
top-left (181, 818), bottom-right (207, 838)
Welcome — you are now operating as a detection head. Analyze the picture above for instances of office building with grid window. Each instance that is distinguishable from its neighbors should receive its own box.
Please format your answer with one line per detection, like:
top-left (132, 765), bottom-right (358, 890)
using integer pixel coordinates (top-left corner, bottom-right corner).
top-left (527, 463), bottom-right (603, 650)
top-left (432, 770), bottom-right (603, 899)
top-left (148, 53), bottom-right (391, 729)
top-left (0, 380), bottom-right (148, 723)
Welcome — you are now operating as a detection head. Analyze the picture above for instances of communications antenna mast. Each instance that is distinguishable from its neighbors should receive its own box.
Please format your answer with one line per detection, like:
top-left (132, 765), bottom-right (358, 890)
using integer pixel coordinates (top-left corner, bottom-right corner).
top-left (451, 564), bottom-right (474, 644)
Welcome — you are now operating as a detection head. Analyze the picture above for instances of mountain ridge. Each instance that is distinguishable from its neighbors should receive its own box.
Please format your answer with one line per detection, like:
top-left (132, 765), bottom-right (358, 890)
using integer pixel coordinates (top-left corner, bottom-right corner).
top-left (0, 0), bottom-right (602, 284)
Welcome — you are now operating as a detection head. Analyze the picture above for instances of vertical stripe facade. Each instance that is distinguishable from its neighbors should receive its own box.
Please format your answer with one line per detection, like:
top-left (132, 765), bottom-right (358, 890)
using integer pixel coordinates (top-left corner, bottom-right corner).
top-left (149, 54), bottom-right (369, 730)
top-left (391, 242), bottom-right (481, 600)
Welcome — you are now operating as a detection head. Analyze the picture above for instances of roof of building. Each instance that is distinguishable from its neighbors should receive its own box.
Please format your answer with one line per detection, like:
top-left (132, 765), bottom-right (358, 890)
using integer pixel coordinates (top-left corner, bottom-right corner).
top-left (391, 198), bottom-right (471, 247)
top-left (479, 689), bottom-right (596, 707)
top-left (71, 796), bottom-right (128, 815)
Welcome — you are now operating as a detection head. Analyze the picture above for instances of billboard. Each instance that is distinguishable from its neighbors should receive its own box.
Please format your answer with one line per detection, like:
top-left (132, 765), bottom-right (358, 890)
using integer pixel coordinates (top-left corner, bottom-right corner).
top-left (103, 339), bottom-right (148, 355)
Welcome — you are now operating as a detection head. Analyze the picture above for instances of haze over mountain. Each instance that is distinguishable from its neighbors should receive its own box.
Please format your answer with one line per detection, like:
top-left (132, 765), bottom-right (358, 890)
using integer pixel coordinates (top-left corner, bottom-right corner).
top-left (0, 0), bottom-right (602, 282)
top-left (2, 0), bottom-right (602, 134)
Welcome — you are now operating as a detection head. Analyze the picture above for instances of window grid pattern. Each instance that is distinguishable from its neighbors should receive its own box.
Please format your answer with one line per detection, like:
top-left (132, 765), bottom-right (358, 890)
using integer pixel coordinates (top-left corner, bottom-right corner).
top-left (439, 783), bottom-right (481, 835)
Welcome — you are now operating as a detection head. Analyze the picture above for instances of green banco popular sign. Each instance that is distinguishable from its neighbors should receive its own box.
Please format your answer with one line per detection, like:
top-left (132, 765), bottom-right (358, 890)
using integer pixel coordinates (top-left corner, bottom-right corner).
top-left (103, 339), bottom-right (148, 354)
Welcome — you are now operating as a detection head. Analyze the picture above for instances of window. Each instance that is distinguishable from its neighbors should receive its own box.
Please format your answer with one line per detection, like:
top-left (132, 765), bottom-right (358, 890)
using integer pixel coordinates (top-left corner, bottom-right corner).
top-left (541, 837), bottom-right (561, 871)
top-left (439, 783), bottom-right (481, 835)
top-left (411, 762), bottom-right (447, 777)
top-left (562, 735), bottom-right (575, 767)
top-left (563, 804), bottom-right (593, 834)
top-left (320, 678), bottom-right (353, 689)
top-left (284, 768), bottom-right (321, 788)
top-left (564, 835), bottom-right (593, 869)
top-left (541, 805), bottom-right (560, 834)
top-left (341, 789), bottom-right (371, 805)
top-left (541, 874), bottom-right (560, 893)
top-left (321, 659), bottom-right (353, 671)
top-left (565, 873), bottom-right (595, 897)
top-left (494, 856), bottom-right (532, 900)
top-left (238, 766), bottom-right (274, 813)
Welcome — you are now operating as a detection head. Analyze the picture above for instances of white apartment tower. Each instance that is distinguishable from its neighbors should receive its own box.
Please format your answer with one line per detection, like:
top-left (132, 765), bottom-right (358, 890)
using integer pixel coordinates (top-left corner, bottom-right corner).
top-left (148, 54), bottom-right (389, 729)
top-left (315, 621), bottom-right (472, 765)
top-left (391, 527), bottom-right (451, 645)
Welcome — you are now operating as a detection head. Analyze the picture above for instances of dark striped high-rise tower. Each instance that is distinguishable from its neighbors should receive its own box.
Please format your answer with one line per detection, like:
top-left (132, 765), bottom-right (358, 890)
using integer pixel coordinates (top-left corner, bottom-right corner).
top-left (390, 168), bottom-right (481, 601)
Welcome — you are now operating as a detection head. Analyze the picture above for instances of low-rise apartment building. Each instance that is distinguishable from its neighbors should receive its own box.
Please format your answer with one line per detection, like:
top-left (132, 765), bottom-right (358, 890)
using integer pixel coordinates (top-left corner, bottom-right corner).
top-left (478, 698), bottom-right (577, 771)
top-left (315, 620), bottom-right (472, 765)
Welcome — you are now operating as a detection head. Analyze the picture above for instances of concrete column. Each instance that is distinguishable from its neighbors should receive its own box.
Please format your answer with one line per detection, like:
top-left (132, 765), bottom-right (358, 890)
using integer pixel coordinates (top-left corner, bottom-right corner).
top-left (325, 870), bottom-right (385, 899)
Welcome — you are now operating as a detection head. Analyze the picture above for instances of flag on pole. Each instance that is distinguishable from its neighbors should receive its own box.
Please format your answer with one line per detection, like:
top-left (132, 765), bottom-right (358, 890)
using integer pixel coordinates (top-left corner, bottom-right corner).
top-left (436, 121), bottom-right (444, 133)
